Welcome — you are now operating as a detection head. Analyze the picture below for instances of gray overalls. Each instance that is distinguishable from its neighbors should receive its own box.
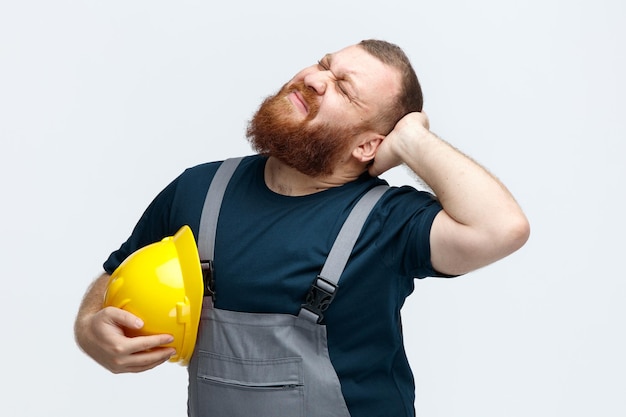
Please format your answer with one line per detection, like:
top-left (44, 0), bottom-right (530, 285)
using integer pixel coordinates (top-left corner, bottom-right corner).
top-left (187, 158), bottom-right (388, 417)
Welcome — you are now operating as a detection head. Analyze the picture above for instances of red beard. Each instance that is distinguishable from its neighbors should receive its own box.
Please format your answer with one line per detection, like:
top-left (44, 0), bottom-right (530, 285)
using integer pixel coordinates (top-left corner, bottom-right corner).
top-left (246, 81), bottom-right (363, 177)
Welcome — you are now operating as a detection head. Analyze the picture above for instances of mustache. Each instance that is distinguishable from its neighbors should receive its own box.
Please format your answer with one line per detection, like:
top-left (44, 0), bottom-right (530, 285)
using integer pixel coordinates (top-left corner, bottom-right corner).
top-left (284, 82), bottom-right (320, 120)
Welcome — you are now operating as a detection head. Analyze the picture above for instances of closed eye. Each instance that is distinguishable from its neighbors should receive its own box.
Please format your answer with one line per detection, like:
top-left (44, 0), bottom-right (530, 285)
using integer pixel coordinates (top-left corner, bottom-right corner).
top-left (336, 81), bottom-right (353, 102)
top-left (318, 59), bottom-right (354, 102)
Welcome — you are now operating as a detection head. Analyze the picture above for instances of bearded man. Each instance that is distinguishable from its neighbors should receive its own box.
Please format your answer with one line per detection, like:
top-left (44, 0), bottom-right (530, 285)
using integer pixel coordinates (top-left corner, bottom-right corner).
top-left (75, 39), bottom-right (529, 417)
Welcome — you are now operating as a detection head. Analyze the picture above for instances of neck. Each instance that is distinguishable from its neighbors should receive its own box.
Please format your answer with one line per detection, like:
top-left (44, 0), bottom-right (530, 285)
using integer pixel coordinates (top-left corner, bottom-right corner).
top-left (264, 156), bottom-right (366, 196)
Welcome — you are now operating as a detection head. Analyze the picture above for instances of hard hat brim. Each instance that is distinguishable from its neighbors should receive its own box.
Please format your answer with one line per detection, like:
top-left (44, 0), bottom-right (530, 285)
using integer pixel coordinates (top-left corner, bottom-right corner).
top-left (171, 225), bottom-right (204, 365)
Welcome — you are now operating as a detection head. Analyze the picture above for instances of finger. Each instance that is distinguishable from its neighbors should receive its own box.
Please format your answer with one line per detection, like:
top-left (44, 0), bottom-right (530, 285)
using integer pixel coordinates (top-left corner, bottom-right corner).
top-left (102, 306), bottom-right (144, 330)
top-left (123, 361), bottom-right (168, 374)
top-left (368, 159), bottom-right (386, 177)
top-left (128, 333), bottom-right (175, 353)
top-left (111, 347), bottom-right (176, 374)
top-left (368, 160), bottom-right (380, 177)
top-left (419, 111), bottom-right (430, 130)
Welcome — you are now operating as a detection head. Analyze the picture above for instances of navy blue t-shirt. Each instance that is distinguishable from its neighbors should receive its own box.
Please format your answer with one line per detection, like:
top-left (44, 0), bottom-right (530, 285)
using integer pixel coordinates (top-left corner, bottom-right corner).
top-left (104, 154), bottom-right (445, 417)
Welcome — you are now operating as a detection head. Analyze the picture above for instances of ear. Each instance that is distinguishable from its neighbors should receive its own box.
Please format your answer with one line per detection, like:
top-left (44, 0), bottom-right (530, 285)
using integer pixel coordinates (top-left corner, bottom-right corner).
top-left (352, 133), bottom-right (384, 163)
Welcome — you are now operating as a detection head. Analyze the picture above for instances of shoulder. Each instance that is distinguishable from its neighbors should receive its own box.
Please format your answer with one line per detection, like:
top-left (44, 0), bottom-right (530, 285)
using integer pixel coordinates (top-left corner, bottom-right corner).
top-left (175, 154), bottom-right (261, 189)
top-left (361, 183), bottom-right (444, 278)
top-left (375, 184), bottom-right (442, 218)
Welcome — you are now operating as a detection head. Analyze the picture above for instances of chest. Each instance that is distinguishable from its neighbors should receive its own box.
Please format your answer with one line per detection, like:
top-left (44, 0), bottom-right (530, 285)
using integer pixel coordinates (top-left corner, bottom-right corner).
top-left (209, 190), bottom-right (352, 314)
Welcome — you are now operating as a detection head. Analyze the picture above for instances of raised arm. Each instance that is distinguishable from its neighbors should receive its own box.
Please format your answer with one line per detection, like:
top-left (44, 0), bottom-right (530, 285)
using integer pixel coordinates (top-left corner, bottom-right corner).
top-left (369, 112), bottom-right (530, 276)
top-left (74, 272), bottom-right (176, 373)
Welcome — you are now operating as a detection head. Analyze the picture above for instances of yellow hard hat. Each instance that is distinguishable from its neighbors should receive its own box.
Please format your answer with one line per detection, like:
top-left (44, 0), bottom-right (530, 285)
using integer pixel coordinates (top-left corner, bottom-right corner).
top-left (102, 225), bottom-right (203, 366)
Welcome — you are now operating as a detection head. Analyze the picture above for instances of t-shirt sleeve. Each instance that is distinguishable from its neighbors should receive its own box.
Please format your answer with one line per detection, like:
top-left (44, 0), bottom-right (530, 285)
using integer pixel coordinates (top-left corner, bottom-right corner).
top-left (375, 185), bottom-right (452, 279)
top-left (102, 175), bottom-right (181, 274)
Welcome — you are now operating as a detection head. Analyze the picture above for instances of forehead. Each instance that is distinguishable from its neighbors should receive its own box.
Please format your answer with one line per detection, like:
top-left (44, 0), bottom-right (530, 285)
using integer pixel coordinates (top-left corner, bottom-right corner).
top-left (326, 45), bottom-right (401, 106)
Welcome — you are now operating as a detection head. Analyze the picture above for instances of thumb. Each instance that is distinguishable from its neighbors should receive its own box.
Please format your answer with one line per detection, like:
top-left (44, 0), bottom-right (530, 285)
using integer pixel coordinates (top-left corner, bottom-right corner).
top-left (368, 157), bottom-right (392, 177)
top-left (368, 159), bottom-right (382, 177)
top-left (103, 306), bottom-right (144, 330)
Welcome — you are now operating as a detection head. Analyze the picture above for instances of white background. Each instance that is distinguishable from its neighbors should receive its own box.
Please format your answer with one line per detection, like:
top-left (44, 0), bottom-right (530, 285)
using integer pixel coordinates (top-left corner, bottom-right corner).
top-left (1, 1), bottom-right (625, 416)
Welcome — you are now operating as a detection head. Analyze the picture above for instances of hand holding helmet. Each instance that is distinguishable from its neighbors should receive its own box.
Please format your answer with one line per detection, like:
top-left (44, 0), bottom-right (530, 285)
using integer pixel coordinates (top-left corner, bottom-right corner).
top-left (76, 299), bottom-right (177, 373)
top-left (102, 225), bottom-right (204, 366)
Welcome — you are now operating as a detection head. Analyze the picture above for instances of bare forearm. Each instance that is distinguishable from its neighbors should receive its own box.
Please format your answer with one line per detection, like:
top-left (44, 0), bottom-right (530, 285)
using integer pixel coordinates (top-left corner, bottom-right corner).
top-left (370, 112), bottom-right (529, 274)
top-left (414, 134), bottom-right (529, 274)
top-left (400, 132), bottom-right (523, 232)
top-left (74, 273), bottom-right (109, 349)
top-left (408, 132), bottom-right (528, 273)
top-left (74, 272), bottom-right (175, 373)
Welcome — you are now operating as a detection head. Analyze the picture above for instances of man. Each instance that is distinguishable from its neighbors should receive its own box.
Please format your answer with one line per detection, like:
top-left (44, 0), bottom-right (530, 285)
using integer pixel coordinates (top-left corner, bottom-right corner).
top-left (75, 39), bottom-right (529, 416)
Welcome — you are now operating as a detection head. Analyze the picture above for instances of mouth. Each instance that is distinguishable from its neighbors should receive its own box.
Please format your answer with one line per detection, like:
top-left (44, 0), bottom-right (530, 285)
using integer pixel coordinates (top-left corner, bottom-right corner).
top-left (287, 91), bottom-right (309, 115)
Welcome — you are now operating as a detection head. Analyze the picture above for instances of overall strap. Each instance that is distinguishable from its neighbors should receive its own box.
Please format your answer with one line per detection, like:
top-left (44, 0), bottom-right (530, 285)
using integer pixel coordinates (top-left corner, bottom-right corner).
top-left (299, 185), bottom-right (389, 323)
top-left (198, 157), bottom-right (244, 298)
top-left (197, 156), bottom-right (389, 317)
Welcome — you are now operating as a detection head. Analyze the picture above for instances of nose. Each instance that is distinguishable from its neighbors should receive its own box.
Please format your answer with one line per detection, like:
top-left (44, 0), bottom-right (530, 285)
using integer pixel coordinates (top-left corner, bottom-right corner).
top-left (302, 68), bottom-right (332, 95)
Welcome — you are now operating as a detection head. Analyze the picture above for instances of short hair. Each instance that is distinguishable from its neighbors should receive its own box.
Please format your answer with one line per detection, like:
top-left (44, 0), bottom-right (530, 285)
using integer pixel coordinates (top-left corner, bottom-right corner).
top-left (358, 39), bottom-right (423, 134)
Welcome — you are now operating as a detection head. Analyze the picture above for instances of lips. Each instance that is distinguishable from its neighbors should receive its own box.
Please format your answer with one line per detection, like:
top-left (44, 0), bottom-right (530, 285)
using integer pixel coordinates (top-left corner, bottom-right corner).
top-left (288, 91), bottom-right (309, 115)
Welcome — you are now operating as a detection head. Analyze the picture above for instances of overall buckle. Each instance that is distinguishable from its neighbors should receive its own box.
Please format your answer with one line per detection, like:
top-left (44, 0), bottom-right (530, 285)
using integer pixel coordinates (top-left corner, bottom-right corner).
top-left (200, 260), bottom-right (215, 300)
top-left (301, 276), bottom-right (338, 324)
